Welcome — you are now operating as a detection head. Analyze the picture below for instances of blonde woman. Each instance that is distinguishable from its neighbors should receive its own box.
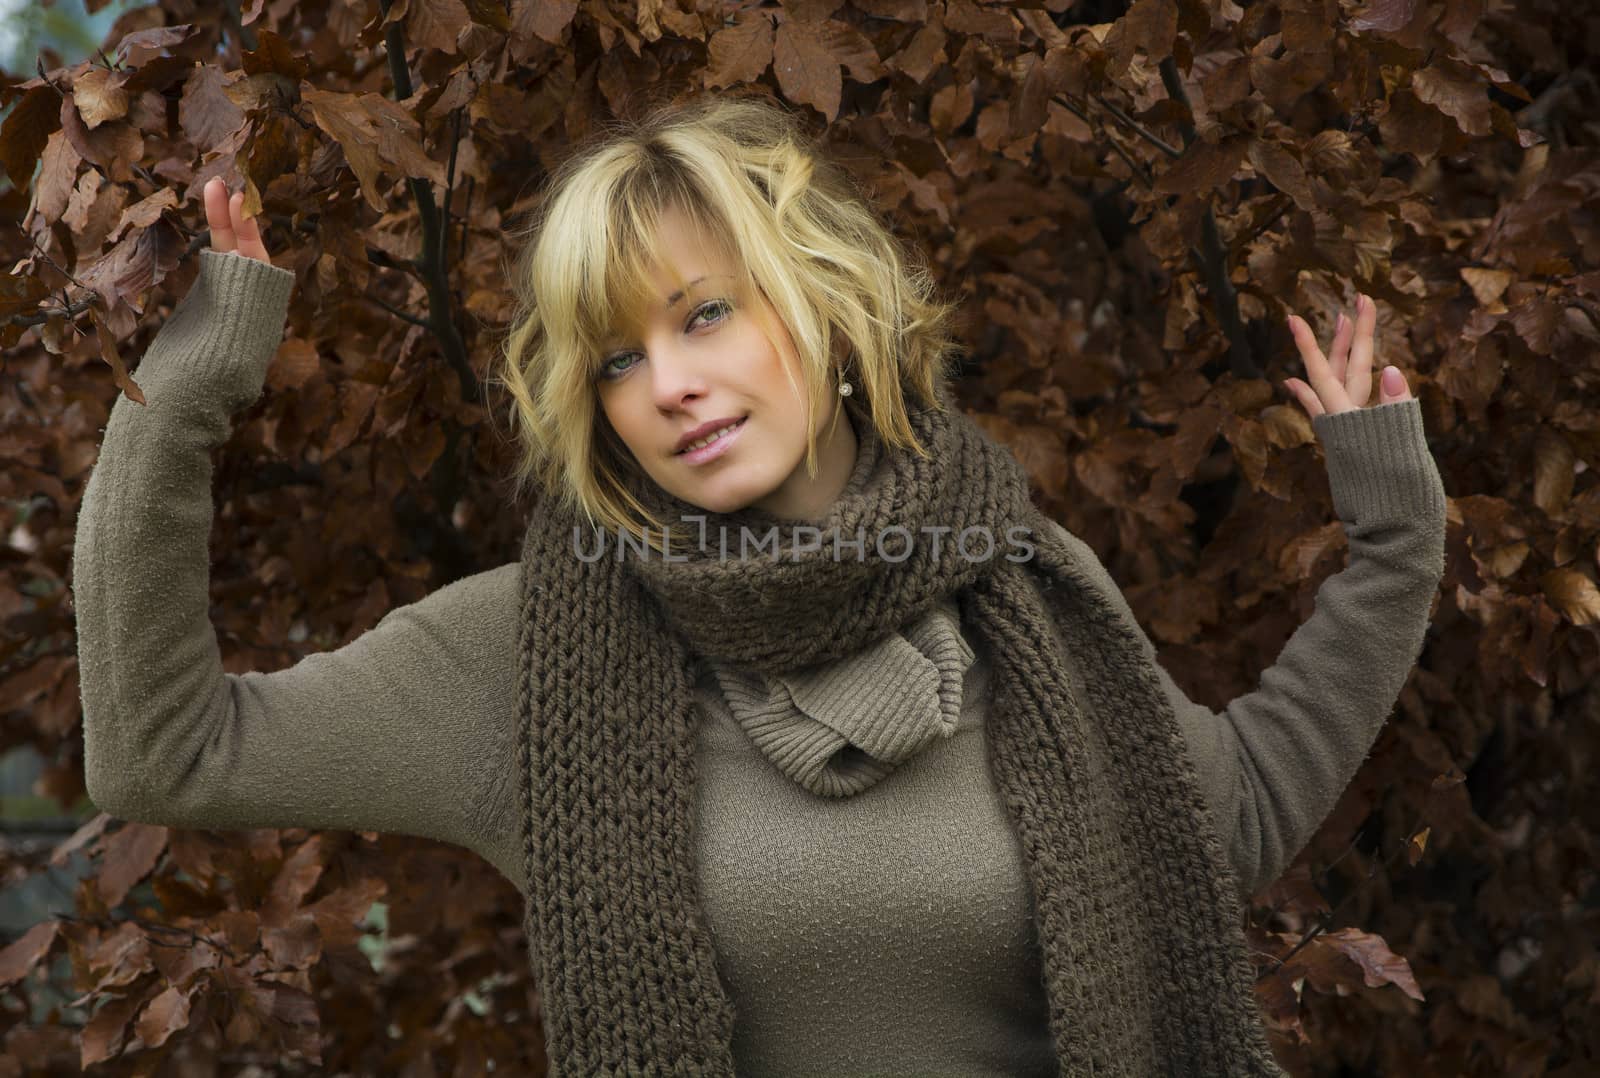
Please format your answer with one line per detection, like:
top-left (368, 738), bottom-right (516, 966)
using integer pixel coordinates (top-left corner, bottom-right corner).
top-left (74, 94), bottom-right (1447, 1075)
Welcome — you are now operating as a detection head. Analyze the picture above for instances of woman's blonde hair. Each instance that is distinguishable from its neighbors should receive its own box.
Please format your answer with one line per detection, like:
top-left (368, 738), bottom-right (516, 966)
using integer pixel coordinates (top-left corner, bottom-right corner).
top-left (491, 92), bottom-right (962, 537)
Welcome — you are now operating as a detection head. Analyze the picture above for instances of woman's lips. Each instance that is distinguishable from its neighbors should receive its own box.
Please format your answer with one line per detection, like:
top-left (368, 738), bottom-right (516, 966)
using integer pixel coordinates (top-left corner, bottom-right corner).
top-left (676, 416), bottom-right (747, 465)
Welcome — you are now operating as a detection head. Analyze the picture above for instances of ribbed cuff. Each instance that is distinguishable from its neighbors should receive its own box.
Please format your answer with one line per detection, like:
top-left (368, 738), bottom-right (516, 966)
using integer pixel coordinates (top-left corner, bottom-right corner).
top-left (1311, 398), bottom-right (1447, 525)
top-left (133, 249), bottom-right (296, 413)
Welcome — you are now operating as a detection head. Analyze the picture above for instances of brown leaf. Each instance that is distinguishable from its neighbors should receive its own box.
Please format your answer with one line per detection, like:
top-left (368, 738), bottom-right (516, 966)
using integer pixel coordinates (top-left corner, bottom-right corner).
top-left (943, 0), bottom-right (1018, 45)
top-left (264, 835), bottom-right (332, 925)
top-left (1279, 521), bottom-right (1346, 579)
top-left (409, 0), bottom-right (470, 52)
top-left (0, 921), bottom-right (60, 988)
top-left (1407, 826), bottom-right (1430, 866)
top-left (32, 128), bottom-right (81, 220)
top-left (113, 24), bottom-right (198, 66)
top-left (929, 81), bottom-right (974, 137)
top-left (0, 86), bottom-right (64, 191)
top-left (1351, 0), bottom-right (1420, 32)
top-left (1316, 927), bottom-right (1425, 1001)
top-left (79, 988), bottom-right (145, 1067)
top-left (405, 420), bottom-right (448, 479)
top-left (85, 920), bottom-right (152, 993)
top-left (888, 21), bottom-right (947, 84)
top-left (1106, 0), bottom-right (1177, 73)
top-left (242, 28), bottom-right (310, 79)
top-left (1459, 266), bottom-right (1513, 308)
top-left (306, 877), bottom-right (388, 948)
top-left (704, 11), bottom-right (774, 90)
top-left (267, 338), bottom-right (322, 391)
top-left (105, 188), bottom-right (178, 246)
top-left (96, 822), bottom-right (169, 907)
top-left (1532, 429), bottom-right (1575, 517)
top-left (180, 65), bottom-right (247, 151)
top-left (1412, 63), bottom-right (1491, 137)
top-left (774, 20), bottom-right (842, 122)
top-left (512, 0), bottom-right (579, 45)
top-left (89, 307), bottom-right (146, 406)
top-left (80, 219), bottom-right (185, 314)
top-left (59, 96), bottom-right (143, 183)
top-left (2, 655), bottom-right (73, 733)
top-left (1541, 567), bottom-right (1600, 626)
top-left (1378, 89), bottom-right (1445, 160)
top-left (1510, 295), bottom-right (1560, 353)
top-left (1247, 138), bottom-right (1314, 210)
top-left (262, 912), bottom-right (324, 969)
top-left (463, 0), bottom-right (512, 31)
top-left (1154, 133), bottom-right (1248, 196)
top-left (819, 19), bottom-right (886, 84)
top-left (1202, 55), bottom-right (1251, 113)
top-left (50, 812), bottom-right (112, 868)
top-left (73, 68), bottom-right (130, 129)
top-left (302, 86), bottom-right (448, 212)
top-left (133, 983), bottom-right (192, 1050)
top-left (327, 381), bottom-right (382, 456)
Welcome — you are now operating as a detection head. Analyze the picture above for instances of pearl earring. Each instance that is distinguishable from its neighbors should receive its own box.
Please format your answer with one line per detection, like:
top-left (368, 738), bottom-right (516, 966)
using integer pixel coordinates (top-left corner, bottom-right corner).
top-left (838, 380), bottom-right (853, 397)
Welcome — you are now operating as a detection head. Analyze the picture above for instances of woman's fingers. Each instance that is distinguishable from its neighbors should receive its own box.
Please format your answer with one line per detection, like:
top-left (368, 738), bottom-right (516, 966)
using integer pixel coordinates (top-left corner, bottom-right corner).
top-left (1287, 313), bottom-right (1350, 414)
top-left (204, 178), bottom-right (236, 253)
top-left (1282, 376), bottom-right (1325, 418)
top-left (1345, 294), bottom-right (1377, 406)
top-left (202, 178), bottom-right (272, 264)
top-left (229, 191), bottom-right (272, 264)
top-left (1327, 310), bottom-right (1353, 382)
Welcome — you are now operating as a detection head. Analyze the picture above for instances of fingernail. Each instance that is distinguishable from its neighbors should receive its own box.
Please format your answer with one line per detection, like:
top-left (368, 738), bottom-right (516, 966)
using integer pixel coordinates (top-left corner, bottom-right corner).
top-left (1382, 366), bottom-right (1403, 394)
top-left (1335, 312), bottom-right (1346, 333)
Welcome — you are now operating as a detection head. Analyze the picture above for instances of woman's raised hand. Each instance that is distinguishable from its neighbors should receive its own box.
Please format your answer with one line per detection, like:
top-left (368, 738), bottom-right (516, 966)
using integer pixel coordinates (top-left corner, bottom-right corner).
top-left (202, 177), bottom-right (272, 265)
top-left (1283, 294), bottom-right (1412, 417)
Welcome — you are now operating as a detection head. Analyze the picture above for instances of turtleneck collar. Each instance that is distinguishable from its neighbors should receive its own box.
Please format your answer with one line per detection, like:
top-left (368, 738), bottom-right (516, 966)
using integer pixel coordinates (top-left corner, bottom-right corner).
top-left (702, 596), bottom-right (975, 797)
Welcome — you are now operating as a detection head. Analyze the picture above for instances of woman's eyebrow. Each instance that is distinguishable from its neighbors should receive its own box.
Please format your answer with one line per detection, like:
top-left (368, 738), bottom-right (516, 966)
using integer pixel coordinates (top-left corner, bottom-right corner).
top-left (663, 277), bottom-right (708, 308)
top-left (663, 273), bottom-right (735, 308)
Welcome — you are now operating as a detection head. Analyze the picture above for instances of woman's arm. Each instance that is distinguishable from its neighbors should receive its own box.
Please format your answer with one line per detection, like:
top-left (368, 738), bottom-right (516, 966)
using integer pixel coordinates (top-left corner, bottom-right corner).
top-left (1052, 397), bottom-right (1447, 898)
top-left (71, 248), bottom-right (522, 882)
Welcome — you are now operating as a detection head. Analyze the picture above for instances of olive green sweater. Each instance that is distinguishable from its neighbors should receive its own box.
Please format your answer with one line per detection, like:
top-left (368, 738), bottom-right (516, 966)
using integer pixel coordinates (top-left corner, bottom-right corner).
top-left (72, 250), bottom-right (1448, 1076)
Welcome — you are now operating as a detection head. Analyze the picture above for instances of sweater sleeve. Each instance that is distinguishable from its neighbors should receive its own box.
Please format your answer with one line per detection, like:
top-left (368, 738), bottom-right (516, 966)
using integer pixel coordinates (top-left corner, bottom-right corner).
top-left (1050, 397), bottom-right (1447, 900)
top-left (71, 249), bottom-right (524, 884)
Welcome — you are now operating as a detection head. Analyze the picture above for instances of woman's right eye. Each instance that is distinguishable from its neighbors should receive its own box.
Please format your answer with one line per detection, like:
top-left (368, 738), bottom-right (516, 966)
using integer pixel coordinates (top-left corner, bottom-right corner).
top-left (599, 352), bottom-right (639, 380)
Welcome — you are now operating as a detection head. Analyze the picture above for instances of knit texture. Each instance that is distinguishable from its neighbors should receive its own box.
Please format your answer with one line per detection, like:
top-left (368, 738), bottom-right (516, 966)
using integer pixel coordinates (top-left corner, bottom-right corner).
top-left (705, 597), bottom-right (972, 796)
top-left (516, 382), bottom-right (1288, 1076)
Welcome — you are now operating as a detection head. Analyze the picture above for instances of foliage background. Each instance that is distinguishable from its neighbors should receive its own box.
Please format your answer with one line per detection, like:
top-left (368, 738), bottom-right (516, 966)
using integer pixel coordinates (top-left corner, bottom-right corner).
top-left (1, 0), bottom-right (1597, 1073)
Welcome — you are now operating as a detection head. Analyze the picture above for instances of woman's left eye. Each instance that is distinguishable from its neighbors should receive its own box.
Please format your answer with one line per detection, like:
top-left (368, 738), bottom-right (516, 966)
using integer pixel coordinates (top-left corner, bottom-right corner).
top-left (690, 299), bottom-right (731, 328)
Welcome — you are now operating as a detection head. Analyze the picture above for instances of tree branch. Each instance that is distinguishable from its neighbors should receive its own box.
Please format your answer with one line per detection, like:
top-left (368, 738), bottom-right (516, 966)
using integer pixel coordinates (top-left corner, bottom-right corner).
top-left (1159, 57), bottom-right (1257, 379)
top-left (375, 0), bottom-right (480, 407)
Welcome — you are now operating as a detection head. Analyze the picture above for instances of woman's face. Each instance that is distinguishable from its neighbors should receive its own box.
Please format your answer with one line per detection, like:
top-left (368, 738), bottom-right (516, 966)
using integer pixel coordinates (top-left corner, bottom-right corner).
top-left (594, 207), bottom-right (857, 520)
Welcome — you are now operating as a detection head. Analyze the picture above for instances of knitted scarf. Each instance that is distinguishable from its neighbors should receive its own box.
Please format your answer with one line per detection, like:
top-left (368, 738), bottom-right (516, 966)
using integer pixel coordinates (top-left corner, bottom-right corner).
top-left (515, 381), bottom-right (1287, 1076)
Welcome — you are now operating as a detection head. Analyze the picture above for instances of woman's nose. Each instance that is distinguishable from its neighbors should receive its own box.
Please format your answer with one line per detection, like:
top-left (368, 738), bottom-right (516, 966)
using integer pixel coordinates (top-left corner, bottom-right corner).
top-left (648, 343), bottom-right (708, 411)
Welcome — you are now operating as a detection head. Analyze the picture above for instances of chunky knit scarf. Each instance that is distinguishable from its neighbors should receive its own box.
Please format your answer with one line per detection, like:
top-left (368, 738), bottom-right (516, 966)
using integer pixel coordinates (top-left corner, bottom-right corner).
top-left (515, 380), bottom-right (1287, 1076)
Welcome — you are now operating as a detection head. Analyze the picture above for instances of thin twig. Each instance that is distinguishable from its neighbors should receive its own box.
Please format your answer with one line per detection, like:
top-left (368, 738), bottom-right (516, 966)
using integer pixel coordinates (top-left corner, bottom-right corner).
top-left (50, 912), bottom-right (241, 962)
top-left (441, 108), bottom-right (462, 270)
top-left (364, 292), bottom-right (431, 329)
top-left (1094, 95), bottom-right (1183, 159)
top-left (4, 298), bottom-right (95, 329)
top-left (1051, 94), bottom-right (1154, 189)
